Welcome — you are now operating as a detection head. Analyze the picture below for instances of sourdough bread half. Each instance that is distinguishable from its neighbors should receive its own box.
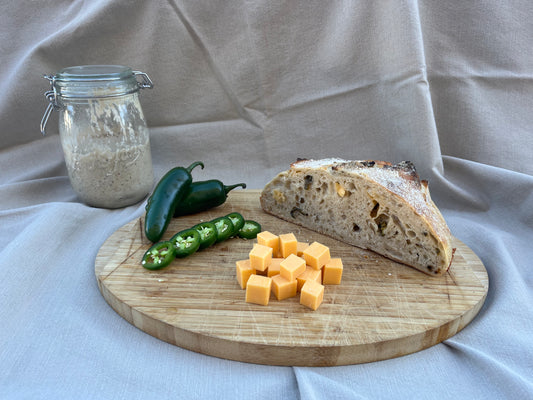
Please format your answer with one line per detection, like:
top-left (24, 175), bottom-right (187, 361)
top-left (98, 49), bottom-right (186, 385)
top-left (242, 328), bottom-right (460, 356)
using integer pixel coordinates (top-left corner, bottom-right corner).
top-left (260, 158), bottom-right (455, 275)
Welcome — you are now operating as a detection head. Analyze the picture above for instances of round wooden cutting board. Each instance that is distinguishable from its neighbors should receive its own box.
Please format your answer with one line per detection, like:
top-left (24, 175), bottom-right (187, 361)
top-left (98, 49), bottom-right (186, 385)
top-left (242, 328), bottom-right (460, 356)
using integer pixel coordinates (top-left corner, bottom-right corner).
top-left (95, 190), bottom-right (488, 366)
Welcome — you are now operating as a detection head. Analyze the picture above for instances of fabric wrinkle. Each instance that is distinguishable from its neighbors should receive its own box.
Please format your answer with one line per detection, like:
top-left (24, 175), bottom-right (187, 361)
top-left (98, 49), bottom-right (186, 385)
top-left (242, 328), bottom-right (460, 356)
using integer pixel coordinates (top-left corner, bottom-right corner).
top-left (1, 1), bottom-right (532, 399)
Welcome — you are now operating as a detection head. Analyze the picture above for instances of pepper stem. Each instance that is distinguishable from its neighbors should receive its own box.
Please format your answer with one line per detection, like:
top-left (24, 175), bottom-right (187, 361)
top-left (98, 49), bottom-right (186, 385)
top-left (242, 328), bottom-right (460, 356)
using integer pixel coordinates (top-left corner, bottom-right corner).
top-left (186, 161), bottom-right (205, 173)
top-left (224, 182), bottom-right (246, 194)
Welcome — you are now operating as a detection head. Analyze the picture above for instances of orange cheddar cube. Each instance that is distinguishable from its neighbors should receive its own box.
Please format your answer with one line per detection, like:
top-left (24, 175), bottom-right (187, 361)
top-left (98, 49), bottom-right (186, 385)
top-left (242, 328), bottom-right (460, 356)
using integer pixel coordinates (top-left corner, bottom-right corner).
top-left (300, 280), bottom-right (324, 310)
top-left (271, 274), bottom-right (297, 300)
top-left (236, 259), bottom-right (256, 289)
top-left (280, 254), bottom-right (306, 281)
top-left (296, 242), bottom-right (310, 257)
top-left (245, 274), bottom-right (272, 306)
top-left (279, 233), bottom-right (298, 258)
top-left (249, 244), bottom-right (273, 272)
top-left (257, 231), bottom-right (280, 257)
top-left (322, 258), bottom-right (343, 285)
top-left (303, 241), bottom-right (331, 270)
top-left (296, 266), bottom-right (322, 292)
top-left (266, 258), bottom-right (283, 277)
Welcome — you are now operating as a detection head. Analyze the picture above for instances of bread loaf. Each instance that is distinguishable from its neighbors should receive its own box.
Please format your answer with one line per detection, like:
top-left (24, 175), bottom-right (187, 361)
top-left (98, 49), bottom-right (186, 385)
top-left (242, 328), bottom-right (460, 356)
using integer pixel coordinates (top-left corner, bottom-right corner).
top-left (260, 158), bottom-right (455, 275)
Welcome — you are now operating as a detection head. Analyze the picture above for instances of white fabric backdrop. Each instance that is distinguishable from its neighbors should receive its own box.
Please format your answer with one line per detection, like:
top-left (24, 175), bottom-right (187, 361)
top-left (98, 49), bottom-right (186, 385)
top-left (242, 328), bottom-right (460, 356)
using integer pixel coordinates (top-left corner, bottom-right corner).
top-left (1, 1), bottom-right (532, 399)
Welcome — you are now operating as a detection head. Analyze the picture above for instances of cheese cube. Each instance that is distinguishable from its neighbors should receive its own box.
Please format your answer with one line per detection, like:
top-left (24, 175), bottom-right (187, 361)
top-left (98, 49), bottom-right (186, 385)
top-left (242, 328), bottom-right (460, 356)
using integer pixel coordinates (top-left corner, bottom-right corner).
top-left (257, 231), bottom-right (280, 257)
top-left (271, 274), bottom-right (297, 300)
top-left (236, 259), bottom-right (256, 289)
top-left (245, 274), bottom-right (272, 306)
top-left (249, 244), bottom-right (272, 272)
top-left (280, 254), bottom-right (306, 281)
top-left (300, 280), bottom-right (324, 311)
top-left (296, 242), bottom-right (310, 257)
top-left (322, 258), bottom-right (343, 285)
top-left (296, 266), bottom-right (322, 292)
top-left (279, 233), bottom-right (298, 258)
top-left (303, 241), bottom-right (330, 270)
top-left (266, 258), bottom-right (283, 277)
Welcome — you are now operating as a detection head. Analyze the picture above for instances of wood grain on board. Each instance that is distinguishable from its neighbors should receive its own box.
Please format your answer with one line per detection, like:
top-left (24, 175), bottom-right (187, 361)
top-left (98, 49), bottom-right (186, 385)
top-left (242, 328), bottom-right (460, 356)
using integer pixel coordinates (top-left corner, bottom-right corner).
top-left (95, 190), bottom-right (488, 366)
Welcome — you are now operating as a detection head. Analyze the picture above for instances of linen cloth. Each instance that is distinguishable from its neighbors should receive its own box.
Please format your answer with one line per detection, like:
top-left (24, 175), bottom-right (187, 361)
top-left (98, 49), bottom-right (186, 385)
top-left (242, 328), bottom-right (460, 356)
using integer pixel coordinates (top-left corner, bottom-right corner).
top-left (1, 1), bottom-right (532, 399)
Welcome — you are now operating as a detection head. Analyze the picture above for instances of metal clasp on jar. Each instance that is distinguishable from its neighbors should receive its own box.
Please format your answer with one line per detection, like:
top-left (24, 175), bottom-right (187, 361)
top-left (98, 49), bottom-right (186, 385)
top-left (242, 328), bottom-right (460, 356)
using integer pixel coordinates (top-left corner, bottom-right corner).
top-left (40, 75), bottom-right (59, 136)
top-left (133, 71), bottom-right (154, 89)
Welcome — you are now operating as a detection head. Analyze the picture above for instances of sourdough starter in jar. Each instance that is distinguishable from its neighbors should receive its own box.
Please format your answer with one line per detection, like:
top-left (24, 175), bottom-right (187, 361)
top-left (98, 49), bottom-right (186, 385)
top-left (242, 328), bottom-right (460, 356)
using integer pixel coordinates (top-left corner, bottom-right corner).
top-left (41, 65), bottom-right (154, 208)
top-left (60, 94), bottom-right (154, 208)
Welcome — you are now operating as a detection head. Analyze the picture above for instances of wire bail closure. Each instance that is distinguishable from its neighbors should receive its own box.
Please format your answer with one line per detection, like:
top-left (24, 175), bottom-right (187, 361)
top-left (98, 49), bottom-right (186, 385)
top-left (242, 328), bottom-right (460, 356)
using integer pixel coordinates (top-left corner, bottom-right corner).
top-left (40, 75), bottom-right (58, 136)
top-left (133, 71), bottom-right (154, 89)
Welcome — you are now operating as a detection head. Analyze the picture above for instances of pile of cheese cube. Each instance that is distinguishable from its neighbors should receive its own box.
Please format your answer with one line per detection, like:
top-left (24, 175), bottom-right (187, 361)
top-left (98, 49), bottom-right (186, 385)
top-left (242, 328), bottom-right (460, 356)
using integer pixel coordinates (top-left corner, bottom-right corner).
top-left (235, 231), bottom-right (343, 310)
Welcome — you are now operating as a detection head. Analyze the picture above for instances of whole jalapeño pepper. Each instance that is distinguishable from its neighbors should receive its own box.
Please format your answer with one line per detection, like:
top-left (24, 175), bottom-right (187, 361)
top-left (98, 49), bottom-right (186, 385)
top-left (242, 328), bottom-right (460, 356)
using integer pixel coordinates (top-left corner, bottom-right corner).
top-left (144, 161), bottom-right (204, 242)
top-left (173, 180), bottom-right (246, 217)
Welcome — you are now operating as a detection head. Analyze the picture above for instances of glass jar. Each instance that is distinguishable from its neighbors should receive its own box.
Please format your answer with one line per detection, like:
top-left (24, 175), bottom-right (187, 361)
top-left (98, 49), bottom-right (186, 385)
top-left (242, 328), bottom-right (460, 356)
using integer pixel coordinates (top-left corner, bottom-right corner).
top-left (41, 65), bottom-right (154, 208)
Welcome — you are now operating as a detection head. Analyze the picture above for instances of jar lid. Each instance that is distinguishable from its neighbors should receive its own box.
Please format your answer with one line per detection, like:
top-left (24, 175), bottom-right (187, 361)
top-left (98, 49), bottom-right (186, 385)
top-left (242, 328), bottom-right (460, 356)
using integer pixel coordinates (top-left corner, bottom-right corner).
top-left (49, 65), bottom-right (153, 97)
top-left (54, 65), bottom-right (135, 82)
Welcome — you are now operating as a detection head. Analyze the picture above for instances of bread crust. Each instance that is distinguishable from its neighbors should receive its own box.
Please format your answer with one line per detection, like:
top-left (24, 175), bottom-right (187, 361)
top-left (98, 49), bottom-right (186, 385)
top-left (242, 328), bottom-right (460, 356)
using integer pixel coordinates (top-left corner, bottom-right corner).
top-left (260, 158), bottom-right (455, 275)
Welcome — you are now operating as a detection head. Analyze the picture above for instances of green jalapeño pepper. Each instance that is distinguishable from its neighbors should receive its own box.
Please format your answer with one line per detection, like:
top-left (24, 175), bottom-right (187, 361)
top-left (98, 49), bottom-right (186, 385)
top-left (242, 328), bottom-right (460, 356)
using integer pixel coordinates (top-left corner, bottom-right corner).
top-left (173, 180), bottom-right (246, 217)
top-left (193, 222), bottom-right (218, 249)
top-left (225, 212), bottom-right (245, 234)
top-left (170, 228), bottom-right (201, 258)
top-left (144, 161), bottom-right (204, 242)
top-left (142, 241), bottom-right (175, 270)
top-left (237, 220), bottom-right (262, 239)
top-left (211, 216), bottom-right (235, 242)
